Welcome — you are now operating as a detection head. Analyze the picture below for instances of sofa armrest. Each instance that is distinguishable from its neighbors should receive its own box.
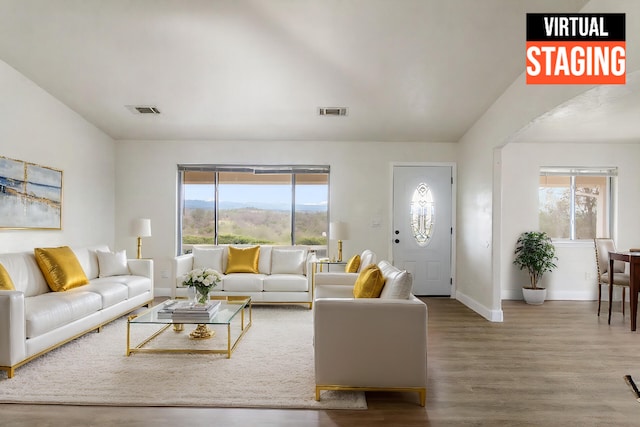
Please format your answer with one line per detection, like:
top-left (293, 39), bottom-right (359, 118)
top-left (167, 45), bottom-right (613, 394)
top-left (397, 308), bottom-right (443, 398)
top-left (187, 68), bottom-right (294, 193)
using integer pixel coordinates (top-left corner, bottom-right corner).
top-left (314, 272), bottom-right (358, 287)
top-left (127, 259), bottom-right (154, 300)
top-left (0, 291), bottom-right (27, 369)
top-left (172, 254), bottom-right (194, 298)
top-left (127, 258), bottom-right (153, 278)
top-left (313, 297), bottom-right (427, 389)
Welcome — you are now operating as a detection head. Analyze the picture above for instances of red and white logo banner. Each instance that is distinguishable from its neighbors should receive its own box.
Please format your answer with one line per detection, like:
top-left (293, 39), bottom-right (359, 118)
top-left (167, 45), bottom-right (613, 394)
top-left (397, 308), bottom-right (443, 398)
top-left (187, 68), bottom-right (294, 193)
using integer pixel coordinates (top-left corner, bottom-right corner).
top-left (526, 14), bottom-right (626, 85)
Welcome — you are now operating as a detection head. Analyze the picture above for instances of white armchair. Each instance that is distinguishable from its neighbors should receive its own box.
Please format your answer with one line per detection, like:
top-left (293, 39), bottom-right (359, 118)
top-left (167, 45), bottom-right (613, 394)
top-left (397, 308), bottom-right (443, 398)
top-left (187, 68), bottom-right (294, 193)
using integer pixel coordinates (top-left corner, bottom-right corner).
top-left (313, 260), bottom-right (427, 406)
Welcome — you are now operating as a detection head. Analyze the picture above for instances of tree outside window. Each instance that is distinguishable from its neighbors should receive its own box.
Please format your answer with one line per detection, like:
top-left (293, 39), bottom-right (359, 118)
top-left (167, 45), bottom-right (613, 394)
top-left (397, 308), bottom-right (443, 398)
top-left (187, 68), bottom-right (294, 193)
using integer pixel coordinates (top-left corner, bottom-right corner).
top-left (539, 169), bottom-right (614, 240)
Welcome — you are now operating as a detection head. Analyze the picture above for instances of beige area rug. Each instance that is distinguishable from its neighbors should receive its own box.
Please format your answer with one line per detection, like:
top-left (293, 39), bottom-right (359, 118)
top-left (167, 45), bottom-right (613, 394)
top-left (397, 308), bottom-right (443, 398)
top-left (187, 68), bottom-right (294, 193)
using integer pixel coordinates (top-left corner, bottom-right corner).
top-left (0, 305), bottom-right (367, 410)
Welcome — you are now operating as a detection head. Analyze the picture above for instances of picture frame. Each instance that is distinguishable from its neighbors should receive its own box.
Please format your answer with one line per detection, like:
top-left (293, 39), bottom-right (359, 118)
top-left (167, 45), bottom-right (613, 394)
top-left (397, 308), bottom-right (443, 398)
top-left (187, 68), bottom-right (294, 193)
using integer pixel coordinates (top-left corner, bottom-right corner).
top-left (0, 156), bottom-right (63, 230)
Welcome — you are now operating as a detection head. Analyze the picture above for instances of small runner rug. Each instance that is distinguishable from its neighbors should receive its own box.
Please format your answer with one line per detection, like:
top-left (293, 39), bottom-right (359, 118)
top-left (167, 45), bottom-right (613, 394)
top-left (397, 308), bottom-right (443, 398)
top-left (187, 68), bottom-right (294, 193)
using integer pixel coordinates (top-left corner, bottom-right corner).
top-left (0, 305), bottom-right (367, 409)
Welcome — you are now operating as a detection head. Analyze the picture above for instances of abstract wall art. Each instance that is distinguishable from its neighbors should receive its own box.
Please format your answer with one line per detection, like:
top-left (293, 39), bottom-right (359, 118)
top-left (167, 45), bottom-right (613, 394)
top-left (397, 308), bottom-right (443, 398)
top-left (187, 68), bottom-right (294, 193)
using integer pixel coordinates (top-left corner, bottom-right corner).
top-left (0, 156), bottom-right (63, 229)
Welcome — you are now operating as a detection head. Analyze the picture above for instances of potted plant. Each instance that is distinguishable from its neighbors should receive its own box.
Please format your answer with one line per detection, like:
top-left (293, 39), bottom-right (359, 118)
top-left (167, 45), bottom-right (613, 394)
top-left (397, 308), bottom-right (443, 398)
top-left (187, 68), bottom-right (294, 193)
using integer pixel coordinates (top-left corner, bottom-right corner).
top-left (513, 231), bottom-right (558, 305)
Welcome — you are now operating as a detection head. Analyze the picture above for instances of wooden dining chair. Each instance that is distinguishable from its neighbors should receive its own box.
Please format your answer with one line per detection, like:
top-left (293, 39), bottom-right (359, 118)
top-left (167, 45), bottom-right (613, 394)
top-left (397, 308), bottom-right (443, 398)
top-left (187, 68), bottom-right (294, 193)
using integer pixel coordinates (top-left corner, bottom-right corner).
top-left (594, 238), bottom-right (630, 322)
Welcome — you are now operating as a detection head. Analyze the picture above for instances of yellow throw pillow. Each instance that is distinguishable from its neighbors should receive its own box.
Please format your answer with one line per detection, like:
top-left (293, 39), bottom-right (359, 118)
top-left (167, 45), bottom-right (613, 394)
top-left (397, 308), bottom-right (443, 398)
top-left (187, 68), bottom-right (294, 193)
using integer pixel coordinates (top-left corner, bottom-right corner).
top-left (353, 264), bottom-right (385, 298)
top-left (345, 254), bottom-right (361, 273)
top-left (225, 246), bottom-right (260, 274)
top-left (34, 246), bottom-right (89, 292)
top-left (0, 263), bottom-right (15, 291)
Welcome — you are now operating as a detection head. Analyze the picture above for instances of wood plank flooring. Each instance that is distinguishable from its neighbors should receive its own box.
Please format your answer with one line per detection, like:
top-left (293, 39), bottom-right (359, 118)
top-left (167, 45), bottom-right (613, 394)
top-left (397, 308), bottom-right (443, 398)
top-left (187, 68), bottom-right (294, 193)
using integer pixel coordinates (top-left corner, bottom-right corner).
top-left (2, 298), bottom-right (640, 426)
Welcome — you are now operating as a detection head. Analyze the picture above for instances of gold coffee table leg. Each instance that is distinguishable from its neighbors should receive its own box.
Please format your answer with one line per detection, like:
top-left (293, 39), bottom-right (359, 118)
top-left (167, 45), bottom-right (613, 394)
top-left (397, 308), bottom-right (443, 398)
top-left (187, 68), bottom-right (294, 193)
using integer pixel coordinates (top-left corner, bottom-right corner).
top-left (190, 324), bottom-right (215, 339)
top-left (173, 324), bottom-right (184, 332)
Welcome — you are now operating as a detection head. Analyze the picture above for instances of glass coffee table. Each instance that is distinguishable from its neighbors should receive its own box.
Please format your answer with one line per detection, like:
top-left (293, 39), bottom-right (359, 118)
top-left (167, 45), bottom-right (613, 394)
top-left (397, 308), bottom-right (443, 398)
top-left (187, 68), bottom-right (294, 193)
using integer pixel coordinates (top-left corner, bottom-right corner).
top-left (126, 296), bottom-right (252, 358)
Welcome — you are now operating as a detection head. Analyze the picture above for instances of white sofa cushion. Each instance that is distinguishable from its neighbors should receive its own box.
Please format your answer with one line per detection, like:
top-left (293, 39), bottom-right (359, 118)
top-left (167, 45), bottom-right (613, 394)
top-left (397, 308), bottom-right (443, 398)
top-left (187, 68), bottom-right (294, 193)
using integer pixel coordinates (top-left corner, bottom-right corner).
top-left (91, 275), bottom-right (152, 299)
top-left (25, 291), bottom-right (102, 338)
top-left (359, 250), bottom-right (376, 272)
top-left (193, 246), bottom-right (225, 272)
top-left (67, 282), bottom-right (129, 308)
top-left (71, 245), bottom-right (109, 280)
top-left (222, 273), bottom-right (265, 292)
top-left (271, 248), bottom-right (306, 274)
top-left (263, 274), bottom-right (308, 292)
top-left (258, 246), bottom-right (272, 274)
top-left (378, 260), bottom-right (412, 299)
top-left (0, 252), bottom-right (50, 297)
top-left (96, 250), bottom-right (129, 277)
top-left (380, 269), bottom-right (413, 299)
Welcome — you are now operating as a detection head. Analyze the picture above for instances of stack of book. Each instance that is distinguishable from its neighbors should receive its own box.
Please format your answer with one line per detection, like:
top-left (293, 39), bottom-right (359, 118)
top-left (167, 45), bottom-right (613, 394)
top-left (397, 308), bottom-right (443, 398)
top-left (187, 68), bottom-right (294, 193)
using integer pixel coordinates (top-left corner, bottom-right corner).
top-left (157, 300), bottom-right (221, 322)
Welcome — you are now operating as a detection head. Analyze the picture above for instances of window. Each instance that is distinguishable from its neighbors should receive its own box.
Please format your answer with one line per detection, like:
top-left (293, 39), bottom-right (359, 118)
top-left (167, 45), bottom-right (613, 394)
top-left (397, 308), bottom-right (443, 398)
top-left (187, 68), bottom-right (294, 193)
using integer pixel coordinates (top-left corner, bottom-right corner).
top-left (178, 165), bottom-right (329, 254)
top-left (410, 182), bottom-right (434, 247)
top-left (539, 167), bottom-right (616, 240)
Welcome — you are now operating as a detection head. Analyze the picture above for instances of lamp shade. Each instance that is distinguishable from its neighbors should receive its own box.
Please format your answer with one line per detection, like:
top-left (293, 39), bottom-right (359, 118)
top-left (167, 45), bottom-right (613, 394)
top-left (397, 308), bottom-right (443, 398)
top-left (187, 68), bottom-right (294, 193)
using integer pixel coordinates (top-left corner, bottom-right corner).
top-left (329, 221), bottom-right (348, 240)
top-left (131, 218), bottom-right (152, 237)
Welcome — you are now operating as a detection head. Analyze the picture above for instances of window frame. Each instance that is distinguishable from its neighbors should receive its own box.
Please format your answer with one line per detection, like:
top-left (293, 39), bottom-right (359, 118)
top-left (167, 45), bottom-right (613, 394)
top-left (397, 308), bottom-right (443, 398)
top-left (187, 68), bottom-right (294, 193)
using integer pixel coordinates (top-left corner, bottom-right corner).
top-left (177, 164), bottom-right (330, 255)
top-left (538, 167), bottom-right (617, 242)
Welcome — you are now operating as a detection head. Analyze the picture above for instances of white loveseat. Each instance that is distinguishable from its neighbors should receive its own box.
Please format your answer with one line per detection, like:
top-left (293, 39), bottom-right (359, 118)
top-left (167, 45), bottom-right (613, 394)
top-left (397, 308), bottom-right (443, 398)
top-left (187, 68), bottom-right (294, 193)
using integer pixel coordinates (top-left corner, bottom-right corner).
top-left (173, 245), bottom-right (314, 308)
top-left (0, 245), bottom-right (154, 378)
top-left (313, 260), bottom-right (428, 405)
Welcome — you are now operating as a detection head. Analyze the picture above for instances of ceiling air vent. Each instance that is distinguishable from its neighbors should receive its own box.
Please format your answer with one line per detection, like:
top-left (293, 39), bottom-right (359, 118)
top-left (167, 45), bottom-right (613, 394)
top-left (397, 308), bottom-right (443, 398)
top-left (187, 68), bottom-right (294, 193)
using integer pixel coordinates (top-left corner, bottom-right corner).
top-left (125, 105), bottom-right (161, 115)
top-left (318, 107), bottom-right (347, 116)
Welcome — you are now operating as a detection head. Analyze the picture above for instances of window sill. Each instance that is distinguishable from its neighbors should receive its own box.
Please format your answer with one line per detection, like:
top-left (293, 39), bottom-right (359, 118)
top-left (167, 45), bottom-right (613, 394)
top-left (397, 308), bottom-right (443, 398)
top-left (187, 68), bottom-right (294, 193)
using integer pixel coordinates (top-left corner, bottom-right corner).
top-left (551, 239), bottom-right (595, 248)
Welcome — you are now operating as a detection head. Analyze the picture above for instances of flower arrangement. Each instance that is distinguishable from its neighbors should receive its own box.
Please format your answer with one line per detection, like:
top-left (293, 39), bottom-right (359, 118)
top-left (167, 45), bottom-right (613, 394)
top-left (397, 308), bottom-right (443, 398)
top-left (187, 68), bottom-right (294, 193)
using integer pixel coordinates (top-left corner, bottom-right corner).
top-left (181, 268), bottom-right (222, 304)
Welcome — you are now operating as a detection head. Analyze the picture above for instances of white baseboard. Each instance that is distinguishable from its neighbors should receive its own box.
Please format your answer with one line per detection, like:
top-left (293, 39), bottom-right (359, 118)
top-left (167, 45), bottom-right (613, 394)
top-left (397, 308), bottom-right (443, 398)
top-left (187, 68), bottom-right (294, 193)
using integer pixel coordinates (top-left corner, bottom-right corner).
top-left (502, 289), bottom-right (603, 301)
top-left (456, 290), bottom-right (503, 322)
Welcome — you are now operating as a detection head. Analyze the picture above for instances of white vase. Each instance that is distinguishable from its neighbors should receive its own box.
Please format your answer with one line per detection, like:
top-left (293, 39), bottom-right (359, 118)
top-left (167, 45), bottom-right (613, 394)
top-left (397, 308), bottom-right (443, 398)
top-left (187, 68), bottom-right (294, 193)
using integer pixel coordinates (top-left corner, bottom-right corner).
top-left (522, 287), bottom-right (547, 305)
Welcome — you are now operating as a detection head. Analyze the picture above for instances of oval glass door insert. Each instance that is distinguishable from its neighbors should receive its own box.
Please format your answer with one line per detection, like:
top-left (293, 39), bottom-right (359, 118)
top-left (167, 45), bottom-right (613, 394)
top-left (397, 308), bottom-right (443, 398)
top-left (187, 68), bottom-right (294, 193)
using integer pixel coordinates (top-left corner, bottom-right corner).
top-left (410, 182), bottom-right (434, 246)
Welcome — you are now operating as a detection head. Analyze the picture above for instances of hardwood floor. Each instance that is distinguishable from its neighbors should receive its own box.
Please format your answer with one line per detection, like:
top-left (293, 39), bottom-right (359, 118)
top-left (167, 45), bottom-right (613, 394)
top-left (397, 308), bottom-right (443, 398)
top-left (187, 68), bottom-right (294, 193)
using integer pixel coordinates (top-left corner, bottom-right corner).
top-left (2, 298), bottom-right (640, 426)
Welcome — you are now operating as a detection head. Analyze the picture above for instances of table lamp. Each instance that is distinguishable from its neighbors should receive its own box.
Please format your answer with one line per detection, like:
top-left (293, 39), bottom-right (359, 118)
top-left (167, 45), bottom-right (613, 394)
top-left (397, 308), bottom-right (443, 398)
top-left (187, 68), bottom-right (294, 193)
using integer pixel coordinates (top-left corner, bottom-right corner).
top-left (329, 221), bottom-right (348, 262)
top-left (131, 218), bottom-right (151, 259)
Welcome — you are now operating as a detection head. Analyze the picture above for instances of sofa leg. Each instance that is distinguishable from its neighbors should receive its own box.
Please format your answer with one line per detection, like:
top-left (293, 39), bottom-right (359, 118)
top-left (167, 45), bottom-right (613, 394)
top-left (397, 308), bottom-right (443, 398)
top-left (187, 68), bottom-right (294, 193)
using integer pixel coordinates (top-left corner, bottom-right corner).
top-left (418, 389), bottom-right (426, 407)
top-left (1, 366), bottom-right (14, 379)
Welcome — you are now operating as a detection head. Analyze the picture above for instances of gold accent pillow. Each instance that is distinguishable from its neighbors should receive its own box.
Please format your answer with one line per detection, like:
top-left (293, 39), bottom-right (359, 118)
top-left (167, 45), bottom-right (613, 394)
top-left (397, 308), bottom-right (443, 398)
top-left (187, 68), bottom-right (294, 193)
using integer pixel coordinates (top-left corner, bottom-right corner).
top-left (225, 246), bottom-right (260, 274)
top-left (0, 263), bottom-right (15, 291)
top-left (353, 264), bottom-right (385, 298)
top-left (34, 246), bottom-right (89, 292)
top-left (345, 254), bottom-right (361, 273)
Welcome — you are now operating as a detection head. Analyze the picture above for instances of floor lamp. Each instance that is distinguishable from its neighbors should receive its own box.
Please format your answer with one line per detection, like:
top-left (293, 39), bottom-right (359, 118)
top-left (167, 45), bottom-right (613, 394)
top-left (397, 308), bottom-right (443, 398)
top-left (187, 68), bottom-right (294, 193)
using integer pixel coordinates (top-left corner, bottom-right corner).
top-left (329, 221), bottom-right (348, 262)
top-left (131, 218), bottom-right (151, 259)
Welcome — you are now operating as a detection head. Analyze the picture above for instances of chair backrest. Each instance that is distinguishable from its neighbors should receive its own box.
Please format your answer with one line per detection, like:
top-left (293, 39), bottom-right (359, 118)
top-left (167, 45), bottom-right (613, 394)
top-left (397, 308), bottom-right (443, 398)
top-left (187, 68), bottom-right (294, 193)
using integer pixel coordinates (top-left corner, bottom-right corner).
top-left (594, 238), bottom-right (625, 278)
top-left (358, 249), bottom-right (376, 272)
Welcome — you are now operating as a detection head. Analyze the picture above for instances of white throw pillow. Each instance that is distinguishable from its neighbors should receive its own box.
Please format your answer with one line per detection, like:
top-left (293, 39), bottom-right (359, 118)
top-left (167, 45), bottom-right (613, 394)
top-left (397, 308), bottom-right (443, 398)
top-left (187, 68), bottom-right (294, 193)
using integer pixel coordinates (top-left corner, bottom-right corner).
top-left (379, 270), bottom-right (413, 299)
top-left (271, 248), bottom-right (306, 275)
top-left (96, 249), bottom-right (129, 278)
top-left (193, 247), bottom-right (224, 272)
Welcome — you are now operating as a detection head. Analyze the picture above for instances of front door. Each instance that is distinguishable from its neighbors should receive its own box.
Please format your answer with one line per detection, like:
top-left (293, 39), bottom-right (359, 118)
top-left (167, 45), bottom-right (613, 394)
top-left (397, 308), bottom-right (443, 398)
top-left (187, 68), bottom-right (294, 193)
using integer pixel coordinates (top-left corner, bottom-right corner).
top-left (392, 165), bottom-right (452, 296)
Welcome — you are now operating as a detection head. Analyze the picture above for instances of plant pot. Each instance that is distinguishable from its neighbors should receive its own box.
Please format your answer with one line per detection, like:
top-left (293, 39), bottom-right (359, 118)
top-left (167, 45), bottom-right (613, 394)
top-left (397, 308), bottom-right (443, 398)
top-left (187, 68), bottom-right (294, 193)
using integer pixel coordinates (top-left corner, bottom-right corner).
top-left (522, 287), bottom-right (547, 305)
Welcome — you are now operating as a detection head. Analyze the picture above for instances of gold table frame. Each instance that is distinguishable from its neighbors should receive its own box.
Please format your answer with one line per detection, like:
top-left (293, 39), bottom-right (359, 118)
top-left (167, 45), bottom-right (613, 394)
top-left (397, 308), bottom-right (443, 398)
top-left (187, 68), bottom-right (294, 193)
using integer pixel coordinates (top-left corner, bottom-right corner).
top-left (126, 296), bottom-right (252, 358)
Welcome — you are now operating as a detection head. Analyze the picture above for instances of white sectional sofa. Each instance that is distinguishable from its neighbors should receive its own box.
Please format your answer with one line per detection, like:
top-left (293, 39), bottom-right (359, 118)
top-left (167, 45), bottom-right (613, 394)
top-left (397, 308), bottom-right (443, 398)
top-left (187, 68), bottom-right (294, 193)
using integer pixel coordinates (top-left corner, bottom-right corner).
top-left (173, 244), bottom-right (313, 308)
top-left (0, 245), bottom-right (154, 378)
top-left (313, 260), bottom-right (428, 405)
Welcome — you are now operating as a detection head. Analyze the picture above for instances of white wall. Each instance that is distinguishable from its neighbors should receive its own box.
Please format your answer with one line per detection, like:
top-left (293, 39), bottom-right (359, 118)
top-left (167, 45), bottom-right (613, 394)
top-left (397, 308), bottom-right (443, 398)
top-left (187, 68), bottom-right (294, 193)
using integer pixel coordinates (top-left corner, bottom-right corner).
top-left (0, 60), bottom-right (116, 253)
top-left (500, 142), bottom-right (640, 301)
top-left (456, 0), bottom-right (640, 321)
top-left (114, 140), bottom-right (457, 294)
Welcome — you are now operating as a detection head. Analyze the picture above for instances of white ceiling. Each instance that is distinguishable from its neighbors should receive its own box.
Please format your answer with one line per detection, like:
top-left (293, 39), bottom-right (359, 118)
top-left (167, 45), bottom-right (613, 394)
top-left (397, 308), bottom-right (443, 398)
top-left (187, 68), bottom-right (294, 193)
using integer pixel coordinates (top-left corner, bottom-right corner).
top-left (510, 70), bottom-right (640, 144)
top-left (0, 0), bottom-right (596, 142)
